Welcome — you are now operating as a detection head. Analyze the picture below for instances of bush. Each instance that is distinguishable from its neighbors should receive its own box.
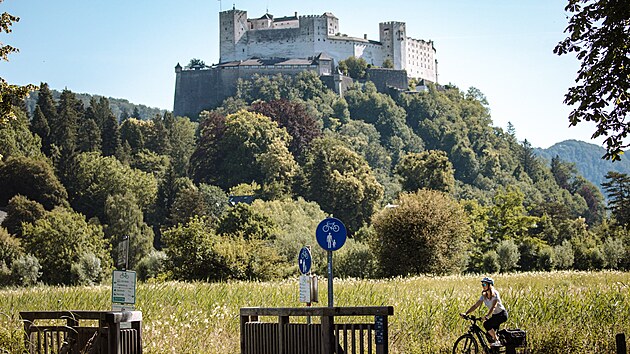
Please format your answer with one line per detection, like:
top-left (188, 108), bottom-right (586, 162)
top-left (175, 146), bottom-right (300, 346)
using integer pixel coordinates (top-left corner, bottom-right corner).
top-left (482, 251), bottom-right (500, 273)
top-left (553, 240), bottom-right (574, 269)
top-left (372, 189), bottom-right (470, 276)
top-left (334, 239), bottom-right (380, 279)
top-left (136, 250), bottom-right (167, 281)
top-left (22, 207), bottom-right (111, 285)
top-left (496, 239), bottom-right (520, 272)
top-left (537, 245), bottom-right (555, 271)
top-left (602, 237), bottom-right (625, 269)
top-left (70, 253), bottom-right (103, 285)
top-left (0, 227), bottom-right (23, 266)
top-left (10, 254), bottom-right (41, 286)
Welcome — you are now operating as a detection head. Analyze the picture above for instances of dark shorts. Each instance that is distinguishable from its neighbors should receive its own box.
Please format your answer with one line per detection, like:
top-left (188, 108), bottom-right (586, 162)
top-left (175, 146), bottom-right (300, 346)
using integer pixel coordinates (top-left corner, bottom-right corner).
top-left (483, 310), bottom-right (508, 331)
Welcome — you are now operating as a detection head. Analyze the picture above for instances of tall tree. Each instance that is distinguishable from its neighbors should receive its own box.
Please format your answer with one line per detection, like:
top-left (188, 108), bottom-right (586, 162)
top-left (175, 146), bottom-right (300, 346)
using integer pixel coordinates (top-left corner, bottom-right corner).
top-left (0, 156), bottom-right (68, 209)
top-left (250, 99), bottom-right (321, 156)
top-left (77, 118), bottom-right (102, 153)
top-left (395, 150), bottom-right (455, 193)
top-left (554, 0), bottom-right (630, 160)
top-left (300, 137), bottom-right (384, 233)
top-left (101, 114), bottom-right (121, 156)
top-left (602, 171), bottom-right (630, 228)
top-left (53, 89), bottom-right (82, 181)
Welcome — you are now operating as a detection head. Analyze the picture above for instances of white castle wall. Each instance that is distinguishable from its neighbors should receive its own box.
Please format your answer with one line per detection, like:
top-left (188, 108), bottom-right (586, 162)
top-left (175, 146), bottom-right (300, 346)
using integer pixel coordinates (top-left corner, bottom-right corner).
top-left (219, 8), bottom-right (437, 83)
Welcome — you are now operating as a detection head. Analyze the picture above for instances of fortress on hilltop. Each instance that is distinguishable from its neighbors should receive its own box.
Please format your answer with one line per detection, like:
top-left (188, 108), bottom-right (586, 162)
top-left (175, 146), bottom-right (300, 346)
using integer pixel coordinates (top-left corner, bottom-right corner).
top-left (173, 7), bottom-right (438, 118)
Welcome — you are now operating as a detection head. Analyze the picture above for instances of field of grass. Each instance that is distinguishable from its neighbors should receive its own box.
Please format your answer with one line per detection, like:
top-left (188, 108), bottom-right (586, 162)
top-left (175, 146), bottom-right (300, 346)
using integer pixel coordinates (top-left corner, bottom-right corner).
top-left (1, 271), bottom-right (629, 353)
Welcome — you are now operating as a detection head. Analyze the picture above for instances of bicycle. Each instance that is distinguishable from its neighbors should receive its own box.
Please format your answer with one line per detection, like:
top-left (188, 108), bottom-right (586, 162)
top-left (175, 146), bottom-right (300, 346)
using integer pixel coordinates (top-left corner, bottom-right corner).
top-left (453, 314), bottom-right (506, 354)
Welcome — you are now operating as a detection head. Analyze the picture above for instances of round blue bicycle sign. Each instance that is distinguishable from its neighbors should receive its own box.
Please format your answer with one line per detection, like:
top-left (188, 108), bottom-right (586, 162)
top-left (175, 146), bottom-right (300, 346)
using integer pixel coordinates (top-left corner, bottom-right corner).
top-left (316, 217), bottom-right (347, 251)
top-left (298, 247), bottom-right (312, 274)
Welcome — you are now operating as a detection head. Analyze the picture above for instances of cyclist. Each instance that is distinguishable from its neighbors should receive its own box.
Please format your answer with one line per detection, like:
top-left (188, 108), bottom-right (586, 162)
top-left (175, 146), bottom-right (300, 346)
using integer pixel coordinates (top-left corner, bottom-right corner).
top-left (460, 276), bottom-right (508, 347)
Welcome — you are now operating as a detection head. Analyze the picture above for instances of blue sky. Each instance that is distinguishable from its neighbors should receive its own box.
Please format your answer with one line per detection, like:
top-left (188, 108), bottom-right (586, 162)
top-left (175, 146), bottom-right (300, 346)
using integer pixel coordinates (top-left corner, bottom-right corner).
top-left (1, 0), bottom-right (601, 149)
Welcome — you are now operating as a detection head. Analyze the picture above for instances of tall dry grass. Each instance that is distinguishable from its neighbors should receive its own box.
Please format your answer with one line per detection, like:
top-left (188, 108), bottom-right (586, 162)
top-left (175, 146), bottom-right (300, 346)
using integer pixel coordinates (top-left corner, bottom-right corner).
top-left (1, 271), bottom-right (628, 353)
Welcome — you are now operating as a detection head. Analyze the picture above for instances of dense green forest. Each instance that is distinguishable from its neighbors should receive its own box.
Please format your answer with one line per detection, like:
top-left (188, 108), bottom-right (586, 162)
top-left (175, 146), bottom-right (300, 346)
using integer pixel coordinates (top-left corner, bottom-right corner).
top-left (1, 72), bottom-right (629, 287)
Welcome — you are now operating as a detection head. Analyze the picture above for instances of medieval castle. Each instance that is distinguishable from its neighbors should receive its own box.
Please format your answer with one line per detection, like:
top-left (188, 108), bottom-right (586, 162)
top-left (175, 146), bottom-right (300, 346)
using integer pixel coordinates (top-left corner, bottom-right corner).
top-left (173, 7), bottom-right (438, 118)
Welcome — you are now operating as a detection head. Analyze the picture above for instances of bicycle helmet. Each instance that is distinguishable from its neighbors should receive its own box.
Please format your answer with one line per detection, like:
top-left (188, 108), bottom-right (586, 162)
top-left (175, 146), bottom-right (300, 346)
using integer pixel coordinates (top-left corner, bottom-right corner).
top-left (481, 277), bottom-right (494, 285)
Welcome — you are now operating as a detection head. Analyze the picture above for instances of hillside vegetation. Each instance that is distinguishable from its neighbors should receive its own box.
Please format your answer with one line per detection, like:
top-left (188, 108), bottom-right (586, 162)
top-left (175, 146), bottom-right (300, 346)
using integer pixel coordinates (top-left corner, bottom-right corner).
top-left (1, 73), bottom-right (629, 289)
top-left (1, 271), bottom-right (628, 353)
top-left (536, 140), bottom-right (630, 194)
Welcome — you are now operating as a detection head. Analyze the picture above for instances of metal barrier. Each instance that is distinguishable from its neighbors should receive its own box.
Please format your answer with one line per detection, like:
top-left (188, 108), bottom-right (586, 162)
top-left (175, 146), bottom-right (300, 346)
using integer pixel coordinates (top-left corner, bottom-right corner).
top-left (240, 306), bottom-right (393, 354)
top-left (20, 311), bottom-right (142, 354)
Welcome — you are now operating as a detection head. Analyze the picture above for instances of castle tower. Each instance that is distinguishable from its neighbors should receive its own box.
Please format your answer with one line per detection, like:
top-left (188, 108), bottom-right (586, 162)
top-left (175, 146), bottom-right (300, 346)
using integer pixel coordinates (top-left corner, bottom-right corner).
top-left (219, 7), bottom-right (248, 63)
top-left (379, 21), bottom-right (407, 71)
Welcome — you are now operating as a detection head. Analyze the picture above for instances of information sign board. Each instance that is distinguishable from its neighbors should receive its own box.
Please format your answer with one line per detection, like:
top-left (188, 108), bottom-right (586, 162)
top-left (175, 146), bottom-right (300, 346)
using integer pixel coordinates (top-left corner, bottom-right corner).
top-left (112, 270), bottom-right (136, 304)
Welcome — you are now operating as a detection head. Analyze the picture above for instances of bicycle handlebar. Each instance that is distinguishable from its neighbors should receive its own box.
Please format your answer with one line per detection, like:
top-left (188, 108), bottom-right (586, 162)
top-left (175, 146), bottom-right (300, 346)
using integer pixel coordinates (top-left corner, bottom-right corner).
top-left (460, 314), bottom-right (483, 321)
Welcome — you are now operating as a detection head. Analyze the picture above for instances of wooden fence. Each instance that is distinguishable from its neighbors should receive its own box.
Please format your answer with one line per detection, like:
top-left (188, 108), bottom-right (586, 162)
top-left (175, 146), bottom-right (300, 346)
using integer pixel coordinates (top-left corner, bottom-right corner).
top-left (240, 306), bottom-right (394, 354)
top-left (20, 310), bottom-right (142, 354)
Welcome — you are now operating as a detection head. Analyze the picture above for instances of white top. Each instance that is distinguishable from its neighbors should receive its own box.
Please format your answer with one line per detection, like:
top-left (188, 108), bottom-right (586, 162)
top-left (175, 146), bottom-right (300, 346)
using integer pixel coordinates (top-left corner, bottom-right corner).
top-left (479, 289), bottom-right (506, 315)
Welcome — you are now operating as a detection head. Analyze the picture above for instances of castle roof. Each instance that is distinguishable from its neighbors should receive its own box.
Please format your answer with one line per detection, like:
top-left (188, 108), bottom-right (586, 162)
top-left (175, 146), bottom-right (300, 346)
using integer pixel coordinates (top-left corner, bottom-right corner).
top-left (218, 54), bottom-right (335, 68)
top-left (274, 15), bottom-right (298, 22)
top-left (257, 13), bottom-right (273, 20)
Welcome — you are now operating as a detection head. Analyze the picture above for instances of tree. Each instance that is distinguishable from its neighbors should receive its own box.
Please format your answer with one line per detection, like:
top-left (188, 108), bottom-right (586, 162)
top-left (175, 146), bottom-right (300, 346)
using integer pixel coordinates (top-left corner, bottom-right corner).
top-left (30, 105), bottom-right (50, 146)
top-left (0, 3), bottom-right (36, 125)
top-left (602, 171), bottom-right (630, 228)
top-left (250, 100), bottom-right (322, 156)
top-left (0, 107), bottom-right (43, 160)
top-left (77, 118), bottom-right (102, 153)
top-left (554, 0), bottom-right (630, 160)
top-left (104, 193), bottom-right (154, 269)
top-left (168, 116), bottom-right (197, 176)
top-left (68, 152), bottom-right (158, 221)
top-left (338, 57), bottom-right (368, 79)
top-left (371, 189), bottom-right (470, 276)
top-left (101, 114), bottom-right (121, 156)
top-left (187, 58), bottom-right (206, 68)
top-left (395, 150), bottom-right (455, 192)
top-left (382, 59), bottom-right (394, 69)
top-left (1, 195), bottom-right (46, 237)
top-left (300, 137), bottom-right (384, 233)
top-left (22, 207), bottom-right (111, 285)
top-left (191, 110), bottom-right (298, 197)
top-left (0, 156), bottom-right (68, 209)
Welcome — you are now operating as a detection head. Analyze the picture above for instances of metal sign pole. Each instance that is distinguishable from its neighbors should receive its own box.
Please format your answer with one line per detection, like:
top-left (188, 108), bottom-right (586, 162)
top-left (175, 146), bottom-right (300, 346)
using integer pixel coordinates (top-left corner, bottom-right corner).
top-left (327, 250), bottom-right (333, 307)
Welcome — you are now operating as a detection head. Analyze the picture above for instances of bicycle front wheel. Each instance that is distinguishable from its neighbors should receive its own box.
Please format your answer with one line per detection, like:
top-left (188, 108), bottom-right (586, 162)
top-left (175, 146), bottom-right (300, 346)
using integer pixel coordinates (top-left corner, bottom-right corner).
top-left (453, 334), bottom-right (479, 354)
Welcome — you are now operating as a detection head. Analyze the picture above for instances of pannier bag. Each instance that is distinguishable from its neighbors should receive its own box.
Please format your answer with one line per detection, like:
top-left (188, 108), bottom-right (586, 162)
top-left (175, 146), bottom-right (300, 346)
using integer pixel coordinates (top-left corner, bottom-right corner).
top-left (498, 328), bottom-right (527, 347)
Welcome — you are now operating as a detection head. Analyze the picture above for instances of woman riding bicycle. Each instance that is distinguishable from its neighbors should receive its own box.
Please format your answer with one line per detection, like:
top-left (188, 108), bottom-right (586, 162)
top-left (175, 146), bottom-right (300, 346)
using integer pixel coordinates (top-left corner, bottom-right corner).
top-left (460, 277), bottom-right (508, 347)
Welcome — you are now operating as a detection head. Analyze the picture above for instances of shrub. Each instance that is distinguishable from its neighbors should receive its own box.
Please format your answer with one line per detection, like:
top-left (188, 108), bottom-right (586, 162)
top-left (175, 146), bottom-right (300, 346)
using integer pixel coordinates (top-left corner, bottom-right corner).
top-left (496, 239), bottom-right (520, 272)
top-left (372, 189), bottom-right (470, 276)
top-left (553, 240), bottom-right (574, 269)
top-left (482, 251), bottom-right (500, 273)
top-left (334, 239), bottom-right (379, 279)
top-left (70, 253), bottom-right (103, 285)
top-left (10, 254), bottom-right (41, 286)
top-left (136, 251), bottom-right (167, 281)
top-left (0, 227), bottom-right (23, 266)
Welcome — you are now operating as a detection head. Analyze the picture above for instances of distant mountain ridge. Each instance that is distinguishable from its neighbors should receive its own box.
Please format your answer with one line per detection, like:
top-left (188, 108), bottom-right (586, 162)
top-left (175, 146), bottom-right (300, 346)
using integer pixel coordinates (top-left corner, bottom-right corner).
top-left (535, 139), bottom-right (630, 194)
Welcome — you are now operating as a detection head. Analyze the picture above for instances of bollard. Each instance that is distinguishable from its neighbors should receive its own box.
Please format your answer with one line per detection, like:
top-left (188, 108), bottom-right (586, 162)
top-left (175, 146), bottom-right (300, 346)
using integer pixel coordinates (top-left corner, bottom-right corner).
top-left (617, 333), bottom-right (627, 354)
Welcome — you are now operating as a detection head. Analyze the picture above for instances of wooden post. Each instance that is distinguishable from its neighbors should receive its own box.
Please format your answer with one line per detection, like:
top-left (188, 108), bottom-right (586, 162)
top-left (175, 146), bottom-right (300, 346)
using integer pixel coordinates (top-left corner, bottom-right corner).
top-left (375, 315), bottom-right (388, 354)
top-left (278, 316), bottom-right (289, 354)
top-left (106, 313), bottom-right (121, 354)
top-left (321, 314), bottom-right (335, 354)
top-left (617, 333), bottom-right (627, 354)
top-left (240, 314), bottom-right (247, 354)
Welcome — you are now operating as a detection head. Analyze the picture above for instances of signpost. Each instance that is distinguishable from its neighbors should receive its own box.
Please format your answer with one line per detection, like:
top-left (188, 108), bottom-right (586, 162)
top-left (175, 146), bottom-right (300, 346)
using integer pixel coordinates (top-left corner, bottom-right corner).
top-left (315, 217), bottom-right (347, 307)
top-left (117, 235), bottom-right (129, 270)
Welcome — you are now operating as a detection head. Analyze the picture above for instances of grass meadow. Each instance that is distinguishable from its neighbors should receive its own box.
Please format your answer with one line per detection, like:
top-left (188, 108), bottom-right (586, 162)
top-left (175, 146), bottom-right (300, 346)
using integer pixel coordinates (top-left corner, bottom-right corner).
top-left (1, 271), bottom-right (629, 353)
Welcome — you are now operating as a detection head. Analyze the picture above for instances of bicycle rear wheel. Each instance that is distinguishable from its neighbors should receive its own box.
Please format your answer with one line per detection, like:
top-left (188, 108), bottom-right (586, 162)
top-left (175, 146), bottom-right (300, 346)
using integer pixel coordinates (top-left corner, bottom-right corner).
top-left (453, 334), bottom-right (479, 354)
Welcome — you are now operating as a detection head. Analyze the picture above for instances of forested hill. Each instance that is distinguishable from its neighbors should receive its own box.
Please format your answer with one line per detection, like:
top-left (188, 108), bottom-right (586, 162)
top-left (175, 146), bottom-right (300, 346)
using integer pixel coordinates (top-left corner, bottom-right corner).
top-left (25, 89), bottom-right (165, 121)
top-left (535, 139), bottom-right (630, 192)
